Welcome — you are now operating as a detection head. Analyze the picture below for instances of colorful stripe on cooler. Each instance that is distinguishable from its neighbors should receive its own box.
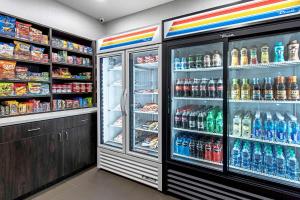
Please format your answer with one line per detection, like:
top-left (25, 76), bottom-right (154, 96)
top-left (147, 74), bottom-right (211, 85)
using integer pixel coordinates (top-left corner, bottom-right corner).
top-left (99, 26), bottom-right (158, 50)
top-left (165, 0), bottom-right (300, 38)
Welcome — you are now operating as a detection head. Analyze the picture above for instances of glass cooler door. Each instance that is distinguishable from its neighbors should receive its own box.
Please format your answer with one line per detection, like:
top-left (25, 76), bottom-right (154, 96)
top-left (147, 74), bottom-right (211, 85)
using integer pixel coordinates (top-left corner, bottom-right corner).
top-left (127, 46), bottom-right (160, 159)
top-left (170, 42), bottom-right (224, 170)
top-left (99, 52), bottom-right (125, 151)
top-left (227, 32), bottom-right (300, 187)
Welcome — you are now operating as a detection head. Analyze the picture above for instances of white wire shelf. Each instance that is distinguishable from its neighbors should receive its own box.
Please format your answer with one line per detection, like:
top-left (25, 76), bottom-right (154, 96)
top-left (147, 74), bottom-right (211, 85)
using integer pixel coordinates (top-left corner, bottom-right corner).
top-left (174, 66), bottom-right (223, 72)
top-left (173, 127), bottom-right (223, 137)
top-left (228, 61), bottom-right (300, 70)
top-left (228, 99), bottom-right (300, 104)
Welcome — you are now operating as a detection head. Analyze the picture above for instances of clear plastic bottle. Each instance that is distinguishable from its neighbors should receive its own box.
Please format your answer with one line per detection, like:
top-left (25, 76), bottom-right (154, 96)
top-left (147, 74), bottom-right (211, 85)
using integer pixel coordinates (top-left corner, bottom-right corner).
top-left (241, 141), bottom-right (251, 170)
top-left (252, 142), bottom-right (263, 172)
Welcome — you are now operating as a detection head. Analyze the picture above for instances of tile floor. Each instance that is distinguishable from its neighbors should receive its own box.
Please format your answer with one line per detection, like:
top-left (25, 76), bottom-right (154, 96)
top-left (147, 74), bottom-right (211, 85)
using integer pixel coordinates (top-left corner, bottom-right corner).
top-left (26, 167), bottom-right (178, 200)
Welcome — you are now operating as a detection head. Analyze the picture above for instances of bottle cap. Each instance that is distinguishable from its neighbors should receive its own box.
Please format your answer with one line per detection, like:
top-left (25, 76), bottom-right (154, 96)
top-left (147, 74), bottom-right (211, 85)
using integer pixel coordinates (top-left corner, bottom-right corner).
top-left (276, 41), bottom-right (283, 46)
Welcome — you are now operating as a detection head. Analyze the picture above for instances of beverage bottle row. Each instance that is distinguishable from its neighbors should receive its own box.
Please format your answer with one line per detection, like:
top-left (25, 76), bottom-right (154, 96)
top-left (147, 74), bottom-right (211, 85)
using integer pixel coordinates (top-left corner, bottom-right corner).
top-left (231, 76), bottom-right (300, 101)
top-left (231, 40), bottom-right (300, 66)
top-left (232, 111), bottom-right (300, 144)
top-left (175, 78), bottom-right (223, 98)
top-left (231, 139), bottom-right (300, 181)
top-left (174, 105), bottom-right (223, 134)
top-left (174, 50), bottom-right (222, 70)
top-left (174, 133), bottom-right (223, 163)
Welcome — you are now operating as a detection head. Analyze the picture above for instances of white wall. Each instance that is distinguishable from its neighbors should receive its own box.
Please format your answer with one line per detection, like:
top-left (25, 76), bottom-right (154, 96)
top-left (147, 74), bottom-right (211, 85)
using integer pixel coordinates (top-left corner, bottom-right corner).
top-left (0, 0), bottom-right (105, 40)
top-left (104, 0), bottom-right (241, 35)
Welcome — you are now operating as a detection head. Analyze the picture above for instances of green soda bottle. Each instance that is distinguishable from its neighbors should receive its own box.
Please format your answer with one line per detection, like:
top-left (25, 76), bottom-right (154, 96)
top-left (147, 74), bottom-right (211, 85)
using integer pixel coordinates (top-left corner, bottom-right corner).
top-left (215, 111), bottom-right (223, 134)
top-left (206, 109), bottom-right (216, 132)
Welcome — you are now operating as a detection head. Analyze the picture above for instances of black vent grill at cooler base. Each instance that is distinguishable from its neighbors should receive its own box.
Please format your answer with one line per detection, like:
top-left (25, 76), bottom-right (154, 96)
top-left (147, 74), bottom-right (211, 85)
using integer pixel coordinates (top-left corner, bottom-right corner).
top-left (166, 169), bottom-right (272, 200)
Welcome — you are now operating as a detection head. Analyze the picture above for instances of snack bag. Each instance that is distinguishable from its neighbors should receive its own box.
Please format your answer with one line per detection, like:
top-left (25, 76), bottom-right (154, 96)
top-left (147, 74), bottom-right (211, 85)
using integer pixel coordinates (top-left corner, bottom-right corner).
top-left (16, 21), bottom-right (31, 40)
top-left (0, 83), bottom-right (14, 96)
top-left (14, 41), bottom-right (30, 60)
top-left (42, 54), bottom-right (49, 63)
top-left (28, 82), bottom-right (41, 94)
top-left (15, 66), bottom-right (28, 80)
top-left (41, 84), bottom-right (50, 94)
top-left (67, 41), bottom-right (74, 50)
top-left (42, 35), bottom-right (48, 45)
top-left (0, 60), bottom-right (16, 79)
top-left (29, 27), bottom-right (42, 43)
top-left (31, 45), bottom-right (44, 61)
top-left (14, 83), bottom-right (27, 96)
top-left (73, 43), bottom-right (79, 51)
top-left (0, 42), bottom-right (14, 58)
top-left (0, 15), bottom-right (16, 37)
top-left (18, 103), bottom-right (27, 114)
top-left (3, 101), bottom-right (18, 115)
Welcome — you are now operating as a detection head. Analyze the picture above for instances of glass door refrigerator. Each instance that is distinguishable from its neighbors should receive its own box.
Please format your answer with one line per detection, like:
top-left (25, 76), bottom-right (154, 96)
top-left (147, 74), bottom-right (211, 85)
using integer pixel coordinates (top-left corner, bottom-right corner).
top-left (97, 25), bottom-right (162, 190)
top-left (162, 0), bottom-right (300, 199)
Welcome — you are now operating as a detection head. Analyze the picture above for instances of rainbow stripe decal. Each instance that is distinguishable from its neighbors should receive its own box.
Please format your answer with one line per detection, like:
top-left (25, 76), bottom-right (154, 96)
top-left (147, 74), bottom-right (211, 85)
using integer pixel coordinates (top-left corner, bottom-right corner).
top-left (164, 0), bottom-right (300, 38)
top-left (97, 25), bottom-right (160, 52)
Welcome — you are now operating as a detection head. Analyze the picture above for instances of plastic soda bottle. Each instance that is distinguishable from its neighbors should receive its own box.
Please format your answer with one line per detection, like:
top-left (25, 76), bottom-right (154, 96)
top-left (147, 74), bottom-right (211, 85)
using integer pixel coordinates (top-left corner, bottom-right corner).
top-left (264, 144), bottom-right (275, 175)
top-left (242, 112), bottom-right (252, 138)
top-left (215, 111), bottom-right (223, 134)
top-left (206, 109), bottom-right (216, 133)
top-left (252, 111), bottom-right (263, 139)
top-left (275, 146), bottom-right (286, 178)
top-left (232, 112), bottom-right (242, 137)
top-left (182, 137), bottom-right (190, 156)
top-left (252, 142), bottom-right (263, 172)
top-left (275, 112), bottom-right (287, 143)
top-left (231, 139), bottom-right (241, 167)
top-left (175, 134), bottom-right (183, 154)
top-left (241, 141), bottom-right (251, 170)
top-left (286, 148), bottom-right (300, 181)
top-left (264, 112), bottom-right (275, 141)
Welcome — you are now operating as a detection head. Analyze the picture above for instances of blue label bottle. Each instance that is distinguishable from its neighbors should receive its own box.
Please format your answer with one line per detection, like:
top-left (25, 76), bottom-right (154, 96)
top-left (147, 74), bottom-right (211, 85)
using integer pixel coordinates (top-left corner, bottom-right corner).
top-left (264, 112), bottom-right (275, 141)
top-left (274, 41), bottom-right (285, 63)
top-left (275, 112), bottom-right (287, 143)
top-left (252, 111), bottom-right (262, 139)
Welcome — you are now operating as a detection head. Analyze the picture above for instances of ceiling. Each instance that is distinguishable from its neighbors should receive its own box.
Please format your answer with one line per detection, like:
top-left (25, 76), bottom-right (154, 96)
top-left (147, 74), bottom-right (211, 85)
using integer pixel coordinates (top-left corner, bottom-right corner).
top-left (55, 0), bottom-right (174, 22)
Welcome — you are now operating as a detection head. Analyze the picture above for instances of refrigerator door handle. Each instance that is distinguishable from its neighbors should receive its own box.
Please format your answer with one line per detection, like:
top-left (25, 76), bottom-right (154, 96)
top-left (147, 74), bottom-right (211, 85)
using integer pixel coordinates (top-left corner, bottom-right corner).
top-left (120, 88), bottom-right (126, 116)
top-left (124, 88), bottom-right (128, 116)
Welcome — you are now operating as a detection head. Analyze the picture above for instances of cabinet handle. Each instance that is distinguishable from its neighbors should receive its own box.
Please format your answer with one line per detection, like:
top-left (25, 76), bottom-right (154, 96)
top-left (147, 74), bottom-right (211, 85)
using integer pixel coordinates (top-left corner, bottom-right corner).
top-left (27, 128), bottom-right (41, 132)
top-left (65, 131), bottom-right (69, 141)
top-left (59, 132), bottom-right (63, 142)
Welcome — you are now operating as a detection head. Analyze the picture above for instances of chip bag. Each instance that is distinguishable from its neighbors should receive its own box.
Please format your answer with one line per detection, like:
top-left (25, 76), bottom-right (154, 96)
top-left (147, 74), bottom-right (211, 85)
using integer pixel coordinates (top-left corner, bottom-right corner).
top-left (16, 21), bottom-right (31, 40)
top-left (0, 83), bottom-right (14, 96)
top-left (29, 27), bottom-right (42, 43)
top-left (31, 45), bottom-right (44, 61)
top-left (0, 42), bottom-right (14, 58)
top-left (0, 60), bottom-right (16, 79)
top-left (14, 83), bottom-right (27, 96)
top-left (0, 15), bottom-right (16, 37)
top-left (14, 41), bottom-right (30, 60)
top-left (28, 82), bottom-right (41, 94)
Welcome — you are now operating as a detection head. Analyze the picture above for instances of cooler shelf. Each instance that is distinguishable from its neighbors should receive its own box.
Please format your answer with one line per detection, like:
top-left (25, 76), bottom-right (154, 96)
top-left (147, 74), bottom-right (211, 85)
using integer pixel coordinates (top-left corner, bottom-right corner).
top-left (229, 99), bottom-right (300, 104)
top-left (174, 66), bottom-right (223, 72)
top-left (228, 61), bottom-right (300, 70)
top-left (173, 127), bottom-right (222, 137)
top-left (173, 97), bottom-right (223, 101)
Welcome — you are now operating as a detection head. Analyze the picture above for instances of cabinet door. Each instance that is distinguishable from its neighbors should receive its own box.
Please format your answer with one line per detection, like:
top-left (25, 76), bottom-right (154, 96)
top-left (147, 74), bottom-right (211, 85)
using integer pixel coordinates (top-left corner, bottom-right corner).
top-left (0, 142), bottom-right (14, 200)
top-left (63, 127), bottom-right (79, 176)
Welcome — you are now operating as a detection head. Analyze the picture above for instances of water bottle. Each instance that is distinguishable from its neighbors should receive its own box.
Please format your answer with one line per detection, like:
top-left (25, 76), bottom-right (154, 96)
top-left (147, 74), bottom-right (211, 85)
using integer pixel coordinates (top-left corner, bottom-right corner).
top-left (264, 144), bottom-right (275, 175)
top-left (252, 142), bottom-right (263, 172)
top-left (231, 139), bottom-right (241, 167)
top-left (241, 141), bottom-right (251, 170)
top-left (264, 112), bottom-right (275, 141)
top-left (286, 148), bottom-right (300, 181)
top-left (252, 111), bottom-right (262, 139)
top-left (275, 146), bottom-right (286, 178)
top-left (287, 113), bottom-right (299, 144)
top-left (182, 137), bottom-right (190, 156)
top-left (275, 112), bottom-right (287, 143)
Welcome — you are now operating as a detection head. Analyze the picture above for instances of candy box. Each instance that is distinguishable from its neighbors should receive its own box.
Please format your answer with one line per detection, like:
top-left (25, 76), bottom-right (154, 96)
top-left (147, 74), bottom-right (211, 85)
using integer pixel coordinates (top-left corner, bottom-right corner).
top-left (16, 21), bottom-right (31, 40)
top-left (14, 41), bottom-right (30, 60)
top-left (14, 83), bottom-right (27, 96)
top-left (0, 15), bottom-right (16, 37)
top-left (0, 83), bottom-right (14, 96)
top-left (0, 42), bottom-right (14, 58)
top-left (0, 60), bottom-right (16, 79)
top-left (16, 66), bottom-right (28, 80)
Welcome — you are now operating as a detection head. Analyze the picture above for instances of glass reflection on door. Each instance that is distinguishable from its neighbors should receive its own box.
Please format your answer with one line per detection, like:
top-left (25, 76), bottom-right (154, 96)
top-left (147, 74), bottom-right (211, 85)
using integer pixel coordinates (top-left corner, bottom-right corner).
top-left (100, 54), bottom-right (124, 149)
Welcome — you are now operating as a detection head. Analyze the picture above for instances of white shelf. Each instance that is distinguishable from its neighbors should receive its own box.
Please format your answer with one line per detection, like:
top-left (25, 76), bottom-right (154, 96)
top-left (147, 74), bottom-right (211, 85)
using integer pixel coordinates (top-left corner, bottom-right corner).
top-left (134, 92), bottom-right (158, 95)
top-left (105, 141), bottom-right (122, 148)
top-left (173, 97), bottom-right (223, 101)
top-left (229, 135), bottom-right (300, 148)
top-left (135, 127), bottom-right (158, 134)
top-left (230, 165), bottom-right (300, 185)
top-left (110, 124), bottom-right (122, 128)
top-left (173, 153), bottom-right (223, 166)
top-left (134, 145), bottom-right (158, 153)
top-left (173, 127), bottom-right (222, 137)
top-left (228, 61), bottom-right (300, 70)
top-left (134, 110), bottom-right (158, 115)
top-left (228, 99), bottom-right (300, 104)
top-left (134, 62), bottom-right (158, 69)
top-left (174, 66), bottom-right (223, 72)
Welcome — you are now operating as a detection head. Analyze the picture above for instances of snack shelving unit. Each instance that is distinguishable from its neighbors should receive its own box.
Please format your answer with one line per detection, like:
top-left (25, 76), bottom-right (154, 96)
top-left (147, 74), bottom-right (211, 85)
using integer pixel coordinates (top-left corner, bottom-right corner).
top-left (0, 11), bottom-right (96, 118)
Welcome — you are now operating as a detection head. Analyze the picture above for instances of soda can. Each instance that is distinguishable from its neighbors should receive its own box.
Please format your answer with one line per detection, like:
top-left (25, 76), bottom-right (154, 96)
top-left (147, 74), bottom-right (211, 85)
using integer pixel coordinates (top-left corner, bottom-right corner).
top-left (240, 47), bottom-right (248, 65)
top-left (261, 45), bottom-right (270, 64)
top-left (231, 48), bottom-right (239, 66)
top-left (195, 54), bottom-right (203, 68)
top-left (181, 57), bottom-right (188, 69)
top-left (212, 51), bottom-right (222, 67)
top-left (204, 54), bottom-right (211, 68)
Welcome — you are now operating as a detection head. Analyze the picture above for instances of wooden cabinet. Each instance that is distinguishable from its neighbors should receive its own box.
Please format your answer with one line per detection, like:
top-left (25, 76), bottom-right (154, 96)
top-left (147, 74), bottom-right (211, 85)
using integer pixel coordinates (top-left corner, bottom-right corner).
top-left (0, 113), bottom-right (96, 200)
